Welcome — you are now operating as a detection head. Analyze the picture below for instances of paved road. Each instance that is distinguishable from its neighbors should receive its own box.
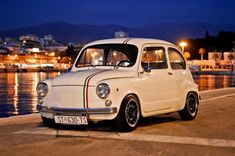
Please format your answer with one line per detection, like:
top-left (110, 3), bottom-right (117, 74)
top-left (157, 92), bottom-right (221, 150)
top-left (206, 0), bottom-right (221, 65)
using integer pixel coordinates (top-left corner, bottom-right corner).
top-left (0, 88), bottom-right (235, 156)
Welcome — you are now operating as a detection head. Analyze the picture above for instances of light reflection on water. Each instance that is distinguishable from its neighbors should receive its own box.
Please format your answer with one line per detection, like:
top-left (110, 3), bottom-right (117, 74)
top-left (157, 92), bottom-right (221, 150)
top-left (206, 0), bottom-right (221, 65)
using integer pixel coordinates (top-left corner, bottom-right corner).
top-left (193, 75), bottom-right (235, 91)
top-left (0, 72), bottom-right (234, 117)
top-left (0, 72), bottom-right (60, 117)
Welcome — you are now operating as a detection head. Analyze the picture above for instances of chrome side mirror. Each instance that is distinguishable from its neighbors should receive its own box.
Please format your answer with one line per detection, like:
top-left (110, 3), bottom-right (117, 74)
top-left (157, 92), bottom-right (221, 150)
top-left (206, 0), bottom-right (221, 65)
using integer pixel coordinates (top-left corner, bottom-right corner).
top-left (144, 65), bottom-right (151, 73)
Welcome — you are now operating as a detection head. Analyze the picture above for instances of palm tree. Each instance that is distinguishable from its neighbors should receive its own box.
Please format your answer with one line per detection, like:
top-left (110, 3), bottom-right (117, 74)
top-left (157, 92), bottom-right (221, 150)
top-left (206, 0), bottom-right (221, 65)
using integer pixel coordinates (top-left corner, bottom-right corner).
top-left (199, 48), bottom-right (205, 60)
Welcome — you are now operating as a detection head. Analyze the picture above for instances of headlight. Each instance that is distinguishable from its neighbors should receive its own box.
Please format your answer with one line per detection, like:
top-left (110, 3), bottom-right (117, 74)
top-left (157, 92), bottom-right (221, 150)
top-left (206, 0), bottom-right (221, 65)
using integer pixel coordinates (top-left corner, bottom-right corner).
top-left (36, 82), bottom-right (49, 97)
top-left (96, 83), bottom-right (110, 99)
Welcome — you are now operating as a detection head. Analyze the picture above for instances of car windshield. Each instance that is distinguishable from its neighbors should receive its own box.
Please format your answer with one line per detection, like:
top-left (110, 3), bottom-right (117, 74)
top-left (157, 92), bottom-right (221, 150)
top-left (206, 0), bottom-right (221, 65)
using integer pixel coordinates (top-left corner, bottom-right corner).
top-left (75, 44), bottom-right (138, 68)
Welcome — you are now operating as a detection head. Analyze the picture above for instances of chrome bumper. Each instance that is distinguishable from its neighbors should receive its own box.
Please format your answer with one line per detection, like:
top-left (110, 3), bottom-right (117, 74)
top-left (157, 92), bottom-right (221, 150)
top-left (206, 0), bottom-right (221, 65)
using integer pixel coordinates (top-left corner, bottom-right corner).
top-left (37, 105), bottom-right (117, 115)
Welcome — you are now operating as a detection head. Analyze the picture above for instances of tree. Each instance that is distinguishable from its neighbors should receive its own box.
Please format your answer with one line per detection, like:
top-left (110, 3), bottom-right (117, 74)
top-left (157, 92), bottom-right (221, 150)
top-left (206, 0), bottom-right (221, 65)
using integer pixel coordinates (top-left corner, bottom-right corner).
top-left (184, 52), bottom-right (190, 60)
top-left (199, 48), bottom-right (205, 60)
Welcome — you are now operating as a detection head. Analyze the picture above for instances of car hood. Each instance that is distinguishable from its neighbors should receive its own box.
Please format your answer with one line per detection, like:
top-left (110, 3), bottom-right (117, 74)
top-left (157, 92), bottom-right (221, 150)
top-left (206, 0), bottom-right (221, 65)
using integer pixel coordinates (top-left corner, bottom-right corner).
top-left (51, 69), bottom-right (136, 86)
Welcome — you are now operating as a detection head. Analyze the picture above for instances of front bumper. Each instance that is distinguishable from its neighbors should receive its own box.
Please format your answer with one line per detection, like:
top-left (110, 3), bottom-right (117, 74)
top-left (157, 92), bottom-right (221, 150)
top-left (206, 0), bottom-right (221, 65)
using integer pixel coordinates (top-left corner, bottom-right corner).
top-left (37, 105), bottom-right (117, 119)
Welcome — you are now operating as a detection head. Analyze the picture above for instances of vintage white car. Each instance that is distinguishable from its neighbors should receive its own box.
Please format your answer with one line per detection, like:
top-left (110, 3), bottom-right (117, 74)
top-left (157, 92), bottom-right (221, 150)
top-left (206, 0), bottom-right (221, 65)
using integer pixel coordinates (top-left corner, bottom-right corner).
top-left (37, 38), bottom-right (199, 131)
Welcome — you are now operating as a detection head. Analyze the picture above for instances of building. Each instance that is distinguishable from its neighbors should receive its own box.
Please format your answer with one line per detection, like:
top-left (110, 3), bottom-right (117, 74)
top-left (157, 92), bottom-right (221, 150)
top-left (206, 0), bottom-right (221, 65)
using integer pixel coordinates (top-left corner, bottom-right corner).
top-left (188, 51), bottom-right (235, 70)
top-left (19, 34), bottom-right (39, 42)
top-left (208, 52), bottom-right (222, 61)
top-left (46, 46), bottom-right (68, 52)
top-left (0, 53), bottom-right (70, 71)
top-left (19, 35), bottom-right (42, 49)
top-left (44, 34), bottom-right (53, 41)
top-left (0, 47), bottom-right (9, 54)
top-left (115, 31), bottom-right (128, 38)
top-left (5, 37), bottom-right (17, 43)
top-left (224, 52), bottom-right (235, 60)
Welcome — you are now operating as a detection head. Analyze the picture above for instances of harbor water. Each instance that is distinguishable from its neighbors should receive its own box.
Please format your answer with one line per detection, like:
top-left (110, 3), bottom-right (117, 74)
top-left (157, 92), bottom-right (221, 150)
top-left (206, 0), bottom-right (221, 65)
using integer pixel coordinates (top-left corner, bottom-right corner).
top-left (0, 72), bottom-right (234, 117)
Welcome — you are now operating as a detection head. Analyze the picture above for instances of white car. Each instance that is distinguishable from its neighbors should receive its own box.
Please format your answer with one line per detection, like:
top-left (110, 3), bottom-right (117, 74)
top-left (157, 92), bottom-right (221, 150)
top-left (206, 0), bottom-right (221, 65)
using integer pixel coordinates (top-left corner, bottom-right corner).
top-left (37, 38), bottom-right (199, 131)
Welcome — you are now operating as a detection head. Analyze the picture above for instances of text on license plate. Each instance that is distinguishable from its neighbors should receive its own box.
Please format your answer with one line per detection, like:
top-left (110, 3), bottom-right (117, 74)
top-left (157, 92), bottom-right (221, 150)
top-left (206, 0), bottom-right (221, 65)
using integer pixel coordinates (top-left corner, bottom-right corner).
top-left (54, 115), bottom-right (88, 125)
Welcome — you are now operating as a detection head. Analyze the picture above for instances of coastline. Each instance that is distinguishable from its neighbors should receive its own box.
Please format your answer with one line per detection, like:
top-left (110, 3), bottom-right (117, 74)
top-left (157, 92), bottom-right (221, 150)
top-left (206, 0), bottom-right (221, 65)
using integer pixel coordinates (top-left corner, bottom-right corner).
top-left (0, 69), bottom-right (235, 75)
top-left (0, 68), bottom-right (69, 73)
top-left (191, 70), bottom-right (235, 75)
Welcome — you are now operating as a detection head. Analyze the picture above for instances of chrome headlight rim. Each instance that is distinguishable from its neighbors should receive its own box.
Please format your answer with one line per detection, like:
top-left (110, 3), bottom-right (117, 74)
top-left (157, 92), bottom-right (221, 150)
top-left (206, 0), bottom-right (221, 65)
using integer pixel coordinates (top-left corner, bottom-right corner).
top-left (36, 82), bottom-right (49, 97)
top-left (96, 83), bottom-right (110, 99)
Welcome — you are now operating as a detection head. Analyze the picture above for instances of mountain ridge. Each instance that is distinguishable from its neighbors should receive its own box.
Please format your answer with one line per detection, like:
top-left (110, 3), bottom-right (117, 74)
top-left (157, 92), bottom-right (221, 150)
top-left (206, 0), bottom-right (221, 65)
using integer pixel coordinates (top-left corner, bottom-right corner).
top-left (0, 21), bottom-right (235, 44)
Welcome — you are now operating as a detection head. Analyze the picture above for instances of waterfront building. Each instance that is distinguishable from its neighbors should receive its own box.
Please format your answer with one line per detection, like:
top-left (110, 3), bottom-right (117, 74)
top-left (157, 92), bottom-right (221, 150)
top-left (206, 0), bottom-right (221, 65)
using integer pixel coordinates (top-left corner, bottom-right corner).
top-left (0, 53), bottom-right (70, 71)
top-left (188, 51), bottom-right (235, 70)
top-left (208, 52), bottom-right (223, 61)
top-left (0, 34), bottom-right (71, 72)
top-left (224, 52), bottom-right (235, 62)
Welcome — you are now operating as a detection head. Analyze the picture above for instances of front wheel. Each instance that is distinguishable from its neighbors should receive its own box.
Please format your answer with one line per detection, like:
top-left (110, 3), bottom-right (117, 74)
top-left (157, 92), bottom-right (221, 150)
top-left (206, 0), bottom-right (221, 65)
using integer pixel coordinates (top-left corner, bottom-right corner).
top-left (113, 95), bottom-right (140, 132)
top-left (178, 92), bottom-right (199, 120)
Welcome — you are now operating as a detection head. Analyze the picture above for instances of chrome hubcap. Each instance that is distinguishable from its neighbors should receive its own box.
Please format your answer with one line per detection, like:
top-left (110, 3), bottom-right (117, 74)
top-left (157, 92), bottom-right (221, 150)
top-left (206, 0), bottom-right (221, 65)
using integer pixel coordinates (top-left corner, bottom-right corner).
top-left (187, 94), bottom-right (198, 116)
top-left (125, 100), bottom-right (139, 127)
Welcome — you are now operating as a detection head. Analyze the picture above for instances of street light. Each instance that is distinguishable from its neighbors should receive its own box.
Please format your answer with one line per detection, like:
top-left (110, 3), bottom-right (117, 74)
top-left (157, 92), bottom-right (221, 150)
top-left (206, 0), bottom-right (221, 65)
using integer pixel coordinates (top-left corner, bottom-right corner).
top-left (179, 41), bottom-right (187, 53)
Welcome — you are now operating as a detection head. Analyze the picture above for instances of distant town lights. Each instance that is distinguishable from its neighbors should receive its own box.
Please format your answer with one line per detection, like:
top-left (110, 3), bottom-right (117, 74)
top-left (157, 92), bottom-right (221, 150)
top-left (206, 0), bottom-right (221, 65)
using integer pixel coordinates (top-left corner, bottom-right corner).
top-left (32, 48), bottom-right (40, 53)
top-left (48, 52), bottom-right (55, 56)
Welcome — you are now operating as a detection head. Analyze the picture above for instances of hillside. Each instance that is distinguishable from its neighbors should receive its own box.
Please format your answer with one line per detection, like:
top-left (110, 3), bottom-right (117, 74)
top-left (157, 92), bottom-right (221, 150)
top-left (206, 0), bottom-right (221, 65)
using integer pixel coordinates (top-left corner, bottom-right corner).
top-left (0, 21), bottom-right (235, 44)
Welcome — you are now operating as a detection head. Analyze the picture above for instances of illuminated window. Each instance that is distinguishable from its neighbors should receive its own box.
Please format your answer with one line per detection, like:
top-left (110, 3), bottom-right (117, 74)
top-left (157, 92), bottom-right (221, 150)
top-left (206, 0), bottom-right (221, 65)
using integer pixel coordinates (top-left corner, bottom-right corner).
top-left (168, 48), bottom-right (186, 70)
top-left (141, 47), bottom-right (167, 69)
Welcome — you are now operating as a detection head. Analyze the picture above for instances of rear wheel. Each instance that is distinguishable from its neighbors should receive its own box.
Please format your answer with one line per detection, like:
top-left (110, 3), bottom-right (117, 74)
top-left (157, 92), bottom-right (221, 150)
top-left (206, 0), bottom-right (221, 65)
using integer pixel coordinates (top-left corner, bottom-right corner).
top-left (178, 92), bottom-right (199, 120)
top-left (113, 95), bottom-right (140, 132)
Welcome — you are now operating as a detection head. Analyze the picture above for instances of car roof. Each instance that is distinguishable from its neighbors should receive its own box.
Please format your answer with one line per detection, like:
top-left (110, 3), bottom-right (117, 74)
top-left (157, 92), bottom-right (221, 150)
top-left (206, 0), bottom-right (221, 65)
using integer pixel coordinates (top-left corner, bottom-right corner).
top-left (85, 38), bottom-right (177, 47)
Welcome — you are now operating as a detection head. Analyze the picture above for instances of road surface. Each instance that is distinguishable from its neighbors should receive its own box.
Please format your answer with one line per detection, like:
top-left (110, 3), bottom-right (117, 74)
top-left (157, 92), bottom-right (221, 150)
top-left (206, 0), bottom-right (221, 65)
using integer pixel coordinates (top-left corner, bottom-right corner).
top-left (0, 88), bottom-right (235, 156)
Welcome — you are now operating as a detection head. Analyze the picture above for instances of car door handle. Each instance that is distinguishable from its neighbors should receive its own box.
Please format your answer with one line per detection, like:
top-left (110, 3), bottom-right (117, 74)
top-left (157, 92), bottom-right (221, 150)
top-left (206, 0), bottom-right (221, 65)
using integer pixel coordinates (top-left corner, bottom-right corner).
top-left (168, 72), bottom-right (173, 75)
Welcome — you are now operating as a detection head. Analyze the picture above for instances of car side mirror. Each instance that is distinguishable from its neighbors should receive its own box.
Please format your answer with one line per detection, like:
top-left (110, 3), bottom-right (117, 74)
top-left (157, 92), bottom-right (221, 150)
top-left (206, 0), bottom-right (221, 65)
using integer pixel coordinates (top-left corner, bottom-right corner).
top-left (144, 65), bottom-right (151, 73)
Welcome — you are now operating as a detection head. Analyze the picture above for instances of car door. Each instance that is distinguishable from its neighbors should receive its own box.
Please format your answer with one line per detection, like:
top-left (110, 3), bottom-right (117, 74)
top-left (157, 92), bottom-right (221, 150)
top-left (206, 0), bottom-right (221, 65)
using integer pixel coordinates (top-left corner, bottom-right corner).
top-left (139, 45), bottom-right (177, 112)
top-left (167, 47), bottom-right (187, 106)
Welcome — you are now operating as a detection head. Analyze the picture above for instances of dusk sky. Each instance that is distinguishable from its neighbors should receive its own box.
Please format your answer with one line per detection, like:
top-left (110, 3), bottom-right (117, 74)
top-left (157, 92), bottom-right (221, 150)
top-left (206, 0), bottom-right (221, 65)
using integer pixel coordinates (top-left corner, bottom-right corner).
top-left (1, 0), bottom-right (235, 30)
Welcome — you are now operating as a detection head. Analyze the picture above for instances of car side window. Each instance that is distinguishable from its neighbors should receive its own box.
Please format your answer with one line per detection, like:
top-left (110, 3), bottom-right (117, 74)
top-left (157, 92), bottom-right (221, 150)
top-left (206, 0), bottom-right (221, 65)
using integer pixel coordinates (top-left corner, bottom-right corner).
top-left (168, 48), bottom-right (186, 70)
top-left (141, 47), bottom-right (167, 69)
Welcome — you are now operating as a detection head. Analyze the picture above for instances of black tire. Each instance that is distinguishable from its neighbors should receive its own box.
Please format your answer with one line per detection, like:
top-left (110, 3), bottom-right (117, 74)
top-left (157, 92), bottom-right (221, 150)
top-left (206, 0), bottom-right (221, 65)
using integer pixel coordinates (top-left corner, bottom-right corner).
top-left (178, 92), bottom-right (199, 120)
top-left (113, 95), bottom-right (140, 132)
top-left (41, 116), bottom-right (55, 127)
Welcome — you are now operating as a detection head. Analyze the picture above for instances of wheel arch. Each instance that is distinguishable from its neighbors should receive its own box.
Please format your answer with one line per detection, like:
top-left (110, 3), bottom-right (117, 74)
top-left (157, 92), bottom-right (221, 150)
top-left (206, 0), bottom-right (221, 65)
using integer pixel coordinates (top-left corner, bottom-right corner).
top-left (178, 90), bottom-right (199, 120)
top-left (187, 91), bottom-right (200, 104)
top-left (180, 90), bottom-right (200, 111)
top-left (120, 93), bottom-right (143, 118)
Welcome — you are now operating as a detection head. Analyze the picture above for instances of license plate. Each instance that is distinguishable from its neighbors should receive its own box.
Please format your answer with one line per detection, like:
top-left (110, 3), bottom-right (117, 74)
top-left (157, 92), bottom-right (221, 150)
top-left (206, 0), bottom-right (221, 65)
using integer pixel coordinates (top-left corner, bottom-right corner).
top-left (54, 115), bottom-right (88, 125)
